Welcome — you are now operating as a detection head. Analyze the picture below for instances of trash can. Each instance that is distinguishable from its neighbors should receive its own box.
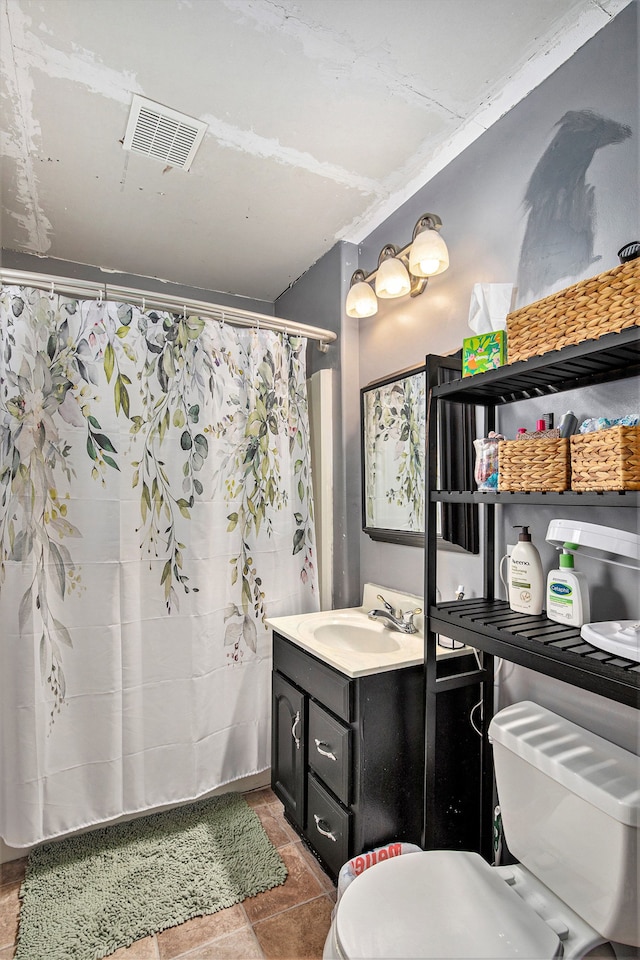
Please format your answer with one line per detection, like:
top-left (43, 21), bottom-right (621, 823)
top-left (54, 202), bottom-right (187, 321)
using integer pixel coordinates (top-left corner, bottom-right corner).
top-left (334, 841), bottom-right (423, 911)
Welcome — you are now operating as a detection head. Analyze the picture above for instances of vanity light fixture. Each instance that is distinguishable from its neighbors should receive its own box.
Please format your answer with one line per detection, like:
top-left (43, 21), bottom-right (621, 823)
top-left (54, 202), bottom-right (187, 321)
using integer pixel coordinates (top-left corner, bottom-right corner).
top-left (345, 269), bottom-right (378, 318)
top-left (374, 245), bottom-right (412, 299)
top-left (409, 214), bottom-right (449, 277)
top-left (345, 213), bottom-right (449, 318)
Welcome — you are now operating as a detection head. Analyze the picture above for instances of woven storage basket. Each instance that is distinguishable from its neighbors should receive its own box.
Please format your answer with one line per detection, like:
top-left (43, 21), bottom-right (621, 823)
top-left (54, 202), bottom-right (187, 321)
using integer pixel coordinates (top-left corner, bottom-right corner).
top-left (570, 426), bottom-right (640, 491)
top-left (498, 438), bottom-right (570, 492)
top-left (506, 259), bottom-right (640, 363)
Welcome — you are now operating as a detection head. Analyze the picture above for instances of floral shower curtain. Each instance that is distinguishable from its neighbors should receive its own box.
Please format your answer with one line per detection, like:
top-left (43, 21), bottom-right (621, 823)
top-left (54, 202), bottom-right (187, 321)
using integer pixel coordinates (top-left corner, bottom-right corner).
top-left (0, 285), bottom-right (318, 848)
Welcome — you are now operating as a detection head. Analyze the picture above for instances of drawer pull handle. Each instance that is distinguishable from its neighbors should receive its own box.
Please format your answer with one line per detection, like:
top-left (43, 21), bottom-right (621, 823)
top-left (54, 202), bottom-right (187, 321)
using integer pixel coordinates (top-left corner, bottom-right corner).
top-left (313, 813), bottom-right (337, 842)
top-left (314, 739), bottom-right (337, 761)
top-left (291, 711), bottom-right (301, 750)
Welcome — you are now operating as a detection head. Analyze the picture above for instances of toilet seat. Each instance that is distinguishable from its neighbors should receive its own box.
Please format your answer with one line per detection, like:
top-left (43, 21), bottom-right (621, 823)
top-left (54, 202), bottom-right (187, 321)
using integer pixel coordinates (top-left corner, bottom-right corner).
top-left (333, 851), bottom-right (563, 959)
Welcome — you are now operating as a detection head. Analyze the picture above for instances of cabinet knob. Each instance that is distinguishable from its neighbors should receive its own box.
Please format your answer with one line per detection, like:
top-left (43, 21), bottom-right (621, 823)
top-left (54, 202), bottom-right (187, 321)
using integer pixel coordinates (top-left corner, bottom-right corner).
top-left (291, 711), bottom-right (301, 750)
top-left (314, 738), bottom-right (337, 761)
top-left (313, 813), bottom-right (337, 842)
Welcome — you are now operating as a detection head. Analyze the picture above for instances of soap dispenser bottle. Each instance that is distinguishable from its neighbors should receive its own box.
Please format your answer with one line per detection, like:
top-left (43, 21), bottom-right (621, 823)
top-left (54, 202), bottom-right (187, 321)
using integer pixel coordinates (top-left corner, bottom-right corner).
top-left (508, 526), bottom-right (544, 615)
top-left (546, 544), bottom-right (590, 626)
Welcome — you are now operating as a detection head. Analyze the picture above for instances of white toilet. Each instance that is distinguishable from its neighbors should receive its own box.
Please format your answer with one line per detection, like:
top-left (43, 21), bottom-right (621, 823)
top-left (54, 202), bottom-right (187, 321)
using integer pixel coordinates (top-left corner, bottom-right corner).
top-left (324, 700), bottom-right (639, 960)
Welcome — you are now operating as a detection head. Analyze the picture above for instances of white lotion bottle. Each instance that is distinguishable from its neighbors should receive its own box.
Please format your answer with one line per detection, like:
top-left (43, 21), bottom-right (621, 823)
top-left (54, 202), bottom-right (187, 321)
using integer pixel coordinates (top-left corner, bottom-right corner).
top-left (546, 545), bottom-right (590, 626)
top-left (508, 525), bottom-right (544, 615)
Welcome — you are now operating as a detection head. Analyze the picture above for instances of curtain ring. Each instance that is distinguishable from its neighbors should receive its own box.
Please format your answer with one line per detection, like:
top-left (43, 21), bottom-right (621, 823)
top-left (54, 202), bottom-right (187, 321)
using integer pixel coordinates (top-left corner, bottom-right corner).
top-left (97, 288), bottom-right (103, 306)
top-left (49, 281), bottom-right (55, 300)
top-left (141, 296), bottom-right (146, 312)
top-left (219, 311), bottom-right (225, 331)
top-left (183, 304), bottom-right (187, 320)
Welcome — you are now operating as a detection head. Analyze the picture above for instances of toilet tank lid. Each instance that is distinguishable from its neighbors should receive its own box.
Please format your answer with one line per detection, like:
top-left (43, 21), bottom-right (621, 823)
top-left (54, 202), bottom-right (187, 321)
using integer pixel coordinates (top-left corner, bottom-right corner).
top-left (489, 701), bottom-right (640, 827)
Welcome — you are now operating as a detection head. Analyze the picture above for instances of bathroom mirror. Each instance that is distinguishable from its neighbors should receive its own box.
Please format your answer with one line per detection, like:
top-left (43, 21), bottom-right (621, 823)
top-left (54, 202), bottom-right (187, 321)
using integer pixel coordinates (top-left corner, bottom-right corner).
top-left (361, 365), bottom-right (426, 546)
top-left (361, 357), bottom-right (479, 553)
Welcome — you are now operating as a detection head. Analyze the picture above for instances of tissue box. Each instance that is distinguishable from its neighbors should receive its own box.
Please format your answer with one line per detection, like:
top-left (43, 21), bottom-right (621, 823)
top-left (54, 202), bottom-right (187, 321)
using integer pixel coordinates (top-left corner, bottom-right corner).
top-left (462, 331), bottom-right (507, 377)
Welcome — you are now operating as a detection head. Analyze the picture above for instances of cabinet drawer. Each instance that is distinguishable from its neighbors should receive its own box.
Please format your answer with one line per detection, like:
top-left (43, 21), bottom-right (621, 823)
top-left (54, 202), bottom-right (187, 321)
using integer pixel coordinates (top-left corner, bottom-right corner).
top-left (273, 633), bottom-right (352, 721)
top-left (308, 700), bottom-right (351, 805)
top-left (305, 774), bottom-right (350, 879)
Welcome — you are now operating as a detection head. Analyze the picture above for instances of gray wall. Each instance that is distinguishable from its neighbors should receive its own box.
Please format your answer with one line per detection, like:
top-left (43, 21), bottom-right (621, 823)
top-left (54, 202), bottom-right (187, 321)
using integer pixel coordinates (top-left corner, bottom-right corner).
top-left (278, 4), bottom-right (638, 744)
top-left (355, 3), bottom-right (639, 745)
top-left (276, 241), bottom-right (362, 608)
top-left (353, 4), bottom-right (638, 585)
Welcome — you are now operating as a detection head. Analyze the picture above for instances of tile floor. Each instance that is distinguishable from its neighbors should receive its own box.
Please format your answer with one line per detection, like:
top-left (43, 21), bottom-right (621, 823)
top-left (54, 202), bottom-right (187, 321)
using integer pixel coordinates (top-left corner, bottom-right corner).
top-left (0, 787), bottom-right (336, 960)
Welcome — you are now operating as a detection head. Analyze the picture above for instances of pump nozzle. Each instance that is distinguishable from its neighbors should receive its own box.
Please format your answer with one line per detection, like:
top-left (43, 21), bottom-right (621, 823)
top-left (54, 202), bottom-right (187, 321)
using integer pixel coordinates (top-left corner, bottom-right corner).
top-left (559, 541), bottom-right (579, 568)
top-left (513, 525), bottom-right (532, 542)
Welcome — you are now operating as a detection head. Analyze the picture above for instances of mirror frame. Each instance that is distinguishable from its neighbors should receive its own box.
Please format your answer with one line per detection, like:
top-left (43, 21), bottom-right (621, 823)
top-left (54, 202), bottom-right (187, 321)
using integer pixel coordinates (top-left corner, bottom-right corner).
top-left (361, 364), bottom-right (426, 547)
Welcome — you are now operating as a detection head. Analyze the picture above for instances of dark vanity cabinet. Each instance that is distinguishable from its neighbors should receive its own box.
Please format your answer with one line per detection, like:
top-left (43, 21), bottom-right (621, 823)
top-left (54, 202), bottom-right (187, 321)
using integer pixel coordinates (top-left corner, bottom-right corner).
top-left (272, 671), bottom-right (306, 826)
top-left (272, 631), bottom-right (480, 879)
top-left (271, 632), bottom-right (425, 879)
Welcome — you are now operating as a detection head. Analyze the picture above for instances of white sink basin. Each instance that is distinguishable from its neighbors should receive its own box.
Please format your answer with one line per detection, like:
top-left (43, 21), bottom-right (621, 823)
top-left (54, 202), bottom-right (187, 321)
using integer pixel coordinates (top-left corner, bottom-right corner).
top-left (267, 585), bottom-right (470, 679)
top-left (297, 613), bottom-right (401, 653)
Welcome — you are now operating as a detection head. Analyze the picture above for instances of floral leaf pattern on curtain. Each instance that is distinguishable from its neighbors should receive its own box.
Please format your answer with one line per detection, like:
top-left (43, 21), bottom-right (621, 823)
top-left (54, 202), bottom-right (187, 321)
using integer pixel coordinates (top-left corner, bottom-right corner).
top-left (364, 371), bottom-right (425, 531)
top-left (121, 306), bottom-right (223, 611)
top-left (0, 285), bottom-right (316, 723)
top-left (213, 337), bottom-right (315, 660)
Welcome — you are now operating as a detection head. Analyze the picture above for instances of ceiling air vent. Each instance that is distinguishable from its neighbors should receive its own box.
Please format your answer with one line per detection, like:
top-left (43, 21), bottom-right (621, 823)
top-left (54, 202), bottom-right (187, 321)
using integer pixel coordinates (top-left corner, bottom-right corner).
top-left (123, 95), bottom-right (207, 171)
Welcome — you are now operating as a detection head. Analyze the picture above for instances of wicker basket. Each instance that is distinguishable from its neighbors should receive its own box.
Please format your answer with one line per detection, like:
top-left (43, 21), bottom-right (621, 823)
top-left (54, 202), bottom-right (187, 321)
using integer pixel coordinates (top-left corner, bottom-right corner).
top-left (498, 438), bottom-right (570, 492)
top-left (570, 426), bottom-right (640, 491)
top-left (506, 259), bottom-right (640, 363)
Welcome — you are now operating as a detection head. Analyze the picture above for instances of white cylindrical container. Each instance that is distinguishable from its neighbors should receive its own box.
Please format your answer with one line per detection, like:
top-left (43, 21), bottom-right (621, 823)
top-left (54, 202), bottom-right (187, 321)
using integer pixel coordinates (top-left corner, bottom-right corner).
top-left (508, 526), bottom-right (544, 615)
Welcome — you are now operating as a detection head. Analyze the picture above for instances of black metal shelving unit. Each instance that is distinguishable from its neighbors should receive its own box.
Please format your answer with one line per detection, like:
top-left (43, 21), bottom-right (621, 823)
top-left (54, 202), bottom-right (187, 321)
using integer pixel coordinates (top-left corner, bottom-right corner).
top-left (433, 325), bottom-right (640, 405)
top-left (423, 327), bottom-right (640, 862)
top-left (431, 599), bottom-right (639, 707)
top-left (434, 490), bottom-right (640, 506)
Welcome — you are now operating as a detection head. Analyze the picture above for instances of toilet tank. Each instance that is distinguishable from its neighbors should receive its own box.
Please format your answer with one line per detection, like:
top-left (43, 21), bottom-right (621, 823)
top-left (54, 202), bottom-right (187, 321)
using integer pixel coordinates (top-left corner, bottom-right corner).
top-left (489, 701), bottom-right (640, 947)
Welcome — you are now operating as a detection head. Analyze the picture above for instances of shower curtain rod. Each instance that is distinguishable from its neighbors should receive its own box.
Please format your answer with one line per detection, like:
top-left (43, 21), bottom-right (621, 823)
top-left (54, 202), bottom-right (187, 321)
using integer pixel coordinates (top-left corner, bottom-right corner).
top-left (0, 268), bottom-right (337, 348)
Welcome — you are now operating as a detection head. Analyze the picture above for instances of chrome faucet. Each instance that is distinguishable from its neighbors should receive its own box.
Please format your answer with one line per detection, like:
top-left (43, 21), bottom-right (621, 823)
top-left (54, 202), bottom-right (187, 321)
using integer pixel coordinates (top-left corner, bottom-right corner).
top-left (367, 594), bottom-right (422, 635)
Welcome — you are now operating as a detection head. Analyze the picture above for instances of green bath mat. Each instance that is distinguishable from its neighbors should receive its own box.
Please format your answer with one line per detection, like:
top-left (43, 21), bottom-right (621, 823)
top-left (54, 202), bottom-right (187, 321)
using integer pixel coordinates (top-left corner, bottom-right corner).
top-left (16, 793), bottom-right (287, 960)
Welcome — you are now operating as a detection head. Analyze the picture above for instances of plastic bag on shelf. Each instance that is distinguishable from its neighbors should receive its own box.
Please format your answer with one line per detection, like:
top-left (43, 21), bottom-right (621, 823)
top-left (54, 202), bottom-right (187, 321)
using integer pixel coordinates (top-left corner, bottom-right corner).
top-left (473, 432), bottom-right (505, 490)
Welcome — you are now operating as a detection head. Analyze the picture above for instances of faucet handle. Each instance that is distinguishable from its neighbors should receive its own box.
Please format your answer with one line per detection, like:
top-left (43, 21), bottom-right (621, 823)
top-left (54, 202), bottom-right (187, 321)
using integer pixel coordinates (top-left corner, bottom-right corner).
top-left (403, 607), bottom-right (422, 622)
top-left (376, 593), bottom-right (394, 614)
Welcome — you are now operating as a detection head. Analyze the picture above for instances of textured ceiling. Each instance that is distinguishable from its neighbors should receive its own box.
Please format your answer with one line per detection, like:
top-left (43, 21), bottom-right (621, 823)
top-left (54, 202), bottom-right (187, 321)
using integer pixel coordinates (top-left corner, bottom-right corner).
top-left (0, 0), bottom-right (630, 302)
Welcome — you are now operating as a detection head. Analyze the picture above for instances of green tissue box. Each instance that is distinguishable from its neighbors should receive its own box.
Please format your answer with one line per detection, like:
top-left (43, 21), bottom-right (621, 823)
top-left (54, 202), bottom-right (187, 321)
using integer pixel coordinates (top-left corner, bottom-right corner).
top-left (462, 331), bottom-right (507, 376)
